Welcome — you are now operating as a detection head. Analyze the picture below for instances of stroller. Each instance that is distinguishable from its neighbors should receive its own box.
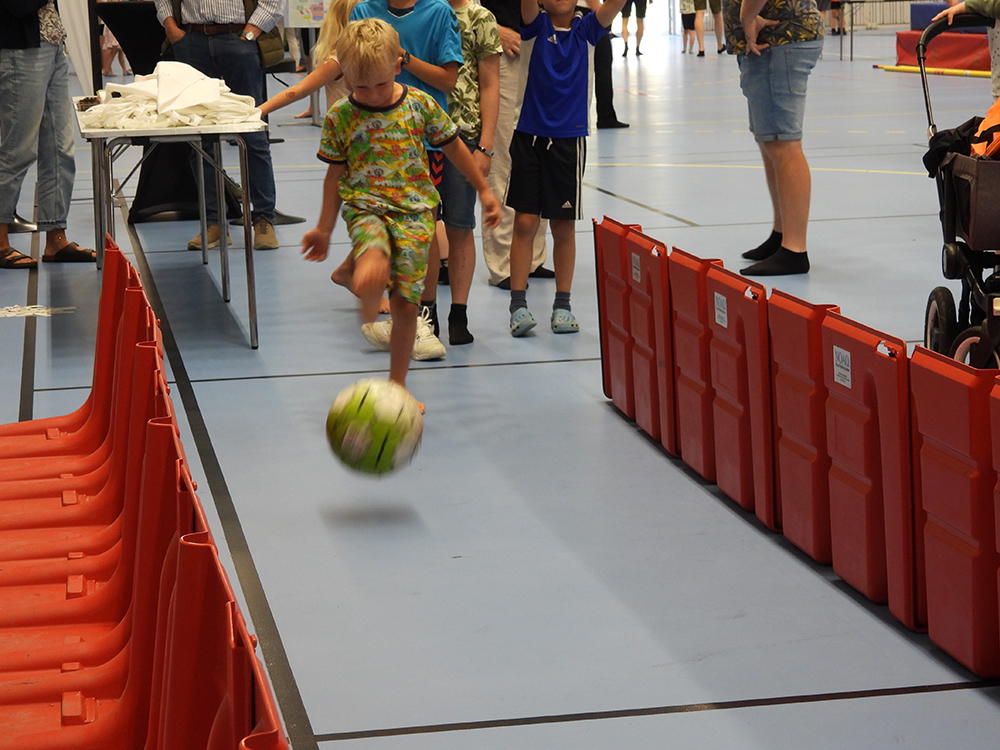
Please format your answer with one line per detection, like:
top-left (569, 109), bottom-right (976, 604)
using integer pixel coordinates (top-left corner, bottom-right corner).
top-left (919, 13), bottom-right (1000, 367)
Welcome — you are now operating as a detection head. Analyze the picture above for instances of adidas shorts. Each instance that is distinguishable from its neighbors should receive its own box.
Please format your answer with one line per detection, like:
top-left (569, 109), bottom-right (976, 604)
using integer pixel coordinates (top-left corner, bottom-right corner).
top-left (505, 131), bottom-right (585, 221)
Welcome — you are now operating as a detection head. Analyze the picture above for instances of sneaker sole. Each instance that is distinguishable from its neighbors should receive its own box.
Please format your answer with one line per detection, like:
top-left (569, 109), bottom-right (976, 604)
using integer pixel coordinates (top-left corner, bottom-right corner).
top-left (412, 347), bottom-right (446, 361)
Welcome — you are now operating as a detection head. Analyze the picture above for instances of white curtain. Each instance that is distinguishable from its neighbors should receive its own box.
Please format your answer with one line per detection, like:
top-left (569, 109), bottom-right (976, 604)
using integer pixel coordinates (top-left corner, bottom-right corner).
top-left (61, 0), bottom-right (95, 95)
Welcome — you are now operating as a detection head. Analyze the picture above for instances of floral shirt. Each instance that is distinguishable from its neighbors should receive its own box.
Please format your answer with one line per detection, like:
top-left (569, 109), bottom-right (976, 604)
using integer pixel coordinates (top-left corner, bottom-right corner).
top-left (318, 85), bottom-right (459, 215)
top-left (448, 2), bottom-right (502, 140)
top-left (723, 0), bottom-right (823, 55)
top-left (38, 0), bottom-right (66, 45)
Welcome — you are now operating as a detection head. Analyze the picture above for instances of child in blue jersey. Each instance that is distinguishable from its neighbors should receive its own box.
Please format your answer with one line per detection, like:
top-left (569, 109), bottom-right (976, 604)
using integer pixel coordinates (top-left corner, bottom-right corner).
top-left (506, 0), bottom-right (627, 337)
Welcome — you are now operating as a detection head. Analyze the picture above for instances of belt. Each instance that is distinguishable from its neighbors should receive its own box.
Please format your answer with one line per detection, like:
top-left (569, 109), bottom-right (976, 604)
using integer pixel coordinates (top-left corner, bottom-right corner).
top-left (183, 23), bottom-right (245, 35)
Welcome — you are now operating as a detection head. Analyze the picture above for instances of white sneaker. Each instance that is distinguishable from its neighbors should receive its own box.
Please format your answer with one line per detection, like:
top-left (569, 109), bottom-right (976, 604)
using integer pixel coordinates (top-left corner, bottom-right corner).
top-left (361, 319), bottom-right (392, 351)
top-left (412, 307), bottom-right (446, 360)
top-left (360, 308), bottom-right (446, 360)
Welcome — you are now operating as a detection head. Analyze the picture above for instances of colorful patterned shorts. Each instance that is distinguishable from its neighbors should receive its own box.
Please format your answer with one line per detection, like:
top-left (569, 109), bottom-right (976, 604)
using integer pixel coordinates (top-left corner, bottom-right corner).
top-left (343, 206), bottom-right (435, 305)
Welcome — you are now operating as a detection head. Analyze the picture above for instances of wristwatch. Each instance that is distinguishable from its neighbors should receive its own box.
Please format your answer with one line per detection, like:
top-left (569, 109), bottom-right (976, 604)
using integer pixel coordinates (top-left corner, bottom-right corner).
top-left (476, 145), bottom-right (494, 157)
top-left (400, 50), bottom-right (411, 66)
top-left (241, 30), bottom-right (257, 41)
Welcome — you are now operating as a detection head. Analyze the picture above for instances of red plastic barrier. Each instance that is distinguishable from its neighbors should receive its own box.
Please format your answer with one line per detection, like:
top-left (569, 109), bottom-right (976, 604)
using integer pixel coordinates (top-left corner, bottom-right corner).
top-left (0, 237), bottom-right (134, 445)
top-left (768, 291), bottom-right (839, 563)
top-left (705, 267), bottom-right (775, 524)
top-left (668, 247), bottom-right (722, 481)
top-left (822, 314), bottom-right (923, 629)
top-left (910, 347), bottom-right (999, 676)
top-left (625, 230), bottom-right (675, 449)
top-left (594, 217), bottom-right (640, 419)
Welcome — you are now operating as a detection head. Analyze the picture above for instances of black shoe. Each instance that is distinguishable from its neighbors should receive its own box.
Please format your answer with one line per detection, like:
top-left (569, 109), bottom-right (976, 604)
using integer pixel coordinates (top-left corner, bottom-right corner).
top-left (718, 46), bottom-right (726, 54)
top-left (597, 120), bottom-right (630, 129)
top-left (635, 48), bottom-right (642, 56)
top-left (622, 43), bottom-right (628, 57)
top-left (529, 265), bottom-right (555, 279)
top-left (697, 50), bottom-right (705, 57)
top-left (496, 276), bottom-right (511, 290)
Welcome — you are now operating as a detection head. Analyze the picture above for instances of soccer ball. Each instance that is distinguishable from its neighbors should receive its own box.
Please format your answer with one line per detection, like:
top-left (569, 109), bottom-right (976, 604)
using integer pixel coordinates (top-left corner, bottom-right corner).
top-left (325, 378), bottom-right (423, 475)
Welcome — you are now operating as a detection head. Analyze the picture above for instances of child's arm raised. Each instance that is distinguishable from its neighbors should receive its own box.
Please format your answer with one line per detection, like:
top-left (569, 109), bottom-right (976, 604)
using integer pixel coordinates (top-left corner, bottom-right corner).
top-left (521, 0), bottom-right (539, 26)
top-left (260, 58), bottom-right (345, 117)
top-left (440, 139), bottom-right (502, 228)
top-left (400, 51), bottom-right (460, 94)
top-left (301, 163), bottom-right (346, 262)
top-left (595, 0), bottom-right (629, 28)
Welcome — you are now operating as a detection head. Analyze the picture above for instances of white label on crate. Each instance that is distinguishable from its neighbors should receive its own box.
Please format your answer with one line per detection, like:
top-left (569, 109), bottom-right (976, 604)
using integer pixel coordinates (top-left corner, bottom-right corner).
top-left (631, 252), bottom-right (641, 283)
top-left (833, 345), bottom-right (852, 389)
top-left (714, 291), bottom-right (728, 329)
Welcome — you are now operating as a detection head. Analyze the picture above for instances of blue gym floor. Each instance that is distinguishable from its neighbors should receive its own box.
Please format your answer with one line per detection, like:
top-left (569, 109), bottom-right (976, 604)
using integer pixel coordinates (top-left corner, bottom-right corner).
top-left (3, 16), bottom-right (1000, 748)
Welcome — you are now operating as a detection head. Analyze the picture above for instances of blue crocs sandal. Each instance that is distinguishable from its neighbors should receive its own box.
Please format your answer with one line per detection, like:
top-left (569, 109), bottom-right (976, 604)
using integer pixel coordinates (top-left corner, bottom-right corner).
top-left (550, 308), bottom-right (579, 333)
top-left (510, 307), bottom-right (537, 337)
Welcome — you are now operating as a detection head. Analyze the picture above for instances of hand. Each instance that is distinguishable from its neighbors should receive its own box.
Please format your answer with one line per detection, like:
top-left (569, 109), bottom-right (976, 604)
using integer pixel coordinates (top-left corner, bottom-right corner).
top-left (480, 189), bottom-right (502, 229)
top-left (301, 227), bottom-right (331, 262)
top-left (932, 1), bottom-right (966, 23)
top-left (164, 20), bottom-right (186, 45)
top-left (498, 26), bottom-right (521, 57)
top-left (742, 15), bottom-right (779, 55)
top-left (473, 149), bottom-right (492, 179)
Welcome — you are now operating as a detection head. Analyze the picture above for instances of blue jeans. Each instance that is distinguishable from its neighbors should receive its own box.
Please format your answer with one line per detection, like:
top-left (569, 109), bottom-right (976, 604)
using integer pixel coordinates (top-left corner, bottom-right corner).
top-left (170, 31), bottom-right (276, 223)
top-left (737, 39), bottom-right (823, 142)
top-left (0, 43), bottom-right (76, 231)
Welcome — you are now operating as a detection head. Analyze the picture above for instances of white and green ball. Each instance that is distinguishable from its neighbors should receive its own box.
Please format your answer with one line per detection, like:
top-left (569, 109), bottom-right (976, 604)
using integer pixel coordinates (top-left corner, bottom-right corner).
top-left (326, 378), bottom-right (423, 475)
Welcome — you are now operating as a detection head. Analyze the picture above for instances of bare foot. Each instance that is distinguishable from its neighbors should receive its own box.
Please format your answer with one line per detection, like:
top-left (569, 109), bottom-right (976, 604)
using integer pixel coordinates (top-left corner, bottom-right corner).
top-left (294, 109), bottom-right (313, 119)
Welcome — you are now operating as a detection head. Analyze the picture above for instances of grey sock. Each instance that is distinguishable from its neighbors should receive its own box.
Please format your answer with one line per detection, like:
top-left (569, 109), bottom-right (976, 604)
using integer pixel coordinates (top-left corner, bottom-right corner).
top-left (553, 291), bottom-right (571, 311)
top-left (510, 290), bottom-right (528, 313)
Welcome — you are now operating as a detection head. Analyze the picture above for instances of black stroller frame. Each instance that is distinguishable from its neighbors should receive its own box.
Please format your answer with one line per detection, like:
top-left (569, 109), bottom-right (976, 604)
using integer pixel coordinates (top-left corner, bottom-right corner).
top-left (918, 14), bottom-right (1000, 368)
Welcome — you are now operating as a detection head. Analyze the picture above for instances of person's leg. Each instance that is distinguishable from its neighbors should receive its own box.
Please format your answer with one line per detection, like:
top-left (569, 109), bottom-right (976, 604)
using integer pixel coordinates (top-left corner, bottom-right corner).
top-left (635, 18), bottom-right (644, 54)
top-left (694, 9), bottom-right (706, 54)
top-left (713, 11), bottom-right (724, 51)
top-left (594, 26), bottom-right (627, 127)
top-left (0, 48), bottom-right (47, 229)
top-left (621, 11), bottom-right (630, 56)
top-left (387, 295), bottom-right (418, 389)
top-left (759, 140), bottom-right (810, 253)
top-left (481, 54), bottom-right (548, 286)
top-left (550, 219), bottom-right (576, 294)
top-left (510, 211), bottom-right (539, 295)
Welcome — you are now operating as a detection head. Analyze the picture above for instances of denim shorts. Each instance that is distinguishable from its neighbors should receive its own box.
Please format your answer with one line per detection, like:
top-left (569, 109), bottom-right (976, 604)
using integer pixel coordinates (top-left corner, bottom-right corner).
top-left (737, 38), bottom-right (822, 142)
top-left (437, 138), bottom-right (478, 231)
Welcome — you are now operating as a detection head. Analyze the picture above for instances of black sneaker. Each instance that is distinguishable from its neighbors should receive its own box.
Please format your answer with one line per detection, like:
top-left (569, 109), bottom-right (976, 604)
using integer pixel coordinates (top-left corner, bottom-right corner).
top-left (529, 266), bottom-right (555, 279)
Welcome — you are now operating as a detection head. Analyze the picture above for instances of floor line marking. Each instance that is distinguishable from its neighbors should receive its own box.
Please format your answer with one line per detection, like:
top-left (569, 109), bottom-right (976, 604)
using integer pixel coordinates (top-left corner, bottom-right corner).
top-left (314, 680), bottom-right (1000, 742)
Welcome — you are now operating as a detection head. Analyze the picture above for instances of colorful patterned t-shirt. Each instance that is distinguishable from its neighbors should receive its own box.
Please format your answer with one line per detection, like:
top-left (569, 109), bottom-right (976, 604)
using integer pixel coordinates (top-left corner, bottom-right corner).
top-left (318, 85), bottom-right (460, 215)
top-left (723, 0), bottom-right (823, 55)
top-left (448, 2), bottom-right (503, 140)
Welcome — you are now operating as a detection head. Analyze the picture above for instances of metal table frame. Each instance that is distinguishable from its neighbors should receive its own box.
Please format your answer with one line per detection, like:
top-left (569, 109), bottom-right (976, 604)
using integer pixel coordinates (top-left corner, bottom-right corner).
top-left (77, 115), bottom-right (265, 349)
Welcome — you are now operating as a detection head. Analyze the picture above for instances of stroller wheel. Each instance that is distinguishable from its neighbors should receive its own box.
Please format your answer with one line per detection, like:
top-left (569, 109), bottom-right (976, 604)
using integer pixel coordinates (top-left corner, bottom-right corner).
top-left (924, 286), bottom-right (958, 354)
top-left (948, 324), bottom-right (1000, 368)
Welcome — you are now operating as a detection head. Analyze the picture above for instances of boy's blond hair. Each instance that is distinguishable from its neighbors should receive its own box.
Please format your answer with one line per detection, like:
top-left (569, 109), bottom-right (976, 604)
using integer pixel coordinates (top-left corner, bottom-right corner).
top-left (312, 0), bottom-right (363, 66)
top-left (336, 18), bottom-right (401, 82)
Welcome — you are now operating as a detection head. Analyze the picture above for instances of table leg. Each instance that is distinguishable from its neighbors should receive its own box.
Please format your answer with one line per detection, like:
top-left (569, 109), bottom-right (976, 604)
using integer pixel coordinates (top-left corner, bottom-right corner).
top-left (214, 139), bottom-right (231, 302)
top-left (91, 137), bottom-right (105, 268)
top-left (196, 139), bottom-right (209, 265)
top-left (235, 137), bottom-right (258, 349)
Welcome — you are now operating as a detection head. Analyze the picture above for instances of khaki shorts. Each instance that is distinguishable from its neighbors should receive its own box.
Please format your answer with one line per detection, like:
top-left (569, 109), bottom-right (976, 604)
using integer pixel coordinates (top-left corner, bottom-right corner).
top-left (693, 0), bottom-right (721, 13)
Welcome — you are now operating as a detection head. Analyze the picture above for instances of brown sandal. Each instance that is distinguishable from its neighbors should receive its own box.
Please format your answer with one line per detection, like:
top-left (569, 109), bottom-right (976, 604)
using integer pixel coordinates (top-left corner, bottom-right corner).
top-left (0, 247), bottom-right (37, 269)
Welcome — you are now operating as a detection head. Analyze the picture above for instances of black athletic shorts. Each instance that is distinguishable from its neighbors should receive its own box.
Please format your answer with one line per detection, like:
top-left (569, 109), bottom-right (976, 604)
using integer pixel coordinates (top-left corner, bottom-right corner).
top-left (505, 130), bottom-right (586, 221)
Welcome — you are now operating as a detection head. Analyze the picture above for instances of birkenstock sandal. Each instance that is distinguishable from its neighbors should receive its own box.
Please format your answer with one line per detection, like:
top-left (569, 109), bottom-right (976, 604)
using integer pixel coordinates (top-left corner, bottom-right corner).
top-left (509, 307), bottom-right (536, 337)
top-left (550, 309), bottom-right (579, 334)
top-left (0, 247), bottom-right (37, 269)
top-left (42, 242), bottom-right (96, 263)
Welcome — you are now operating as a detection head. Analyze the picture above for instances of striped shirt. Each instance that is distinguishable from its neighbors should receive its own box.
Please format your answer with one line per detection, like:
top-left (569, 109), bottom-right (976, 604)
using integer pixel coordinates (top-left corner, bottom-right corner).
top-left (154, 0), bottom-right (281, 33)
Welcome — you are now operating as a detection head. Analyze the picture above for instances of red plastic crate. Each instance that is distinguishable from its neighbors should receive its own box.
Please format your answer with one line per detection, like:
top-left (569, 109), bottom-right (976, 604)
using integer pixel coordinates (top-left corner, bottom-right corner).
top-left (910, 347), bottom-right (999, 676)
top-left (822, 314), bottom-right (923, 629)
top-left (593, 217), bottom-right (640, 419)
top-left (668, 248), bottom-right (723, 481)
top-left (625, 230), bottom-right (674, 449)
top-left (706, 267), bottom-right (774, 523)
top-left (768, 291), bottom-right (839, 562)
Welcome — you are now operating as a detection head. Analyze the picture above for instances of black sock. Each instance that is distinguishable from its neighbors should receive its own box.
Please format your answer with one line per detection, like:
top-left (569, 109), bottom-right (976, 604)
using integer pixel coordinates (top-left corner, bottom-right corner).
top-left (740, 247), bottom-right (809, 277)
top-left (510, 289), bottom-right (528, 314)
top-left (741, 230), bottom-right (783, 261)
top-left (448, 304), bottom-right (474, 345)
top-left (553, 291), bottom-right (571, 311)
top-left (420, 300), bottom-right (439, 336)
